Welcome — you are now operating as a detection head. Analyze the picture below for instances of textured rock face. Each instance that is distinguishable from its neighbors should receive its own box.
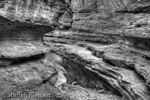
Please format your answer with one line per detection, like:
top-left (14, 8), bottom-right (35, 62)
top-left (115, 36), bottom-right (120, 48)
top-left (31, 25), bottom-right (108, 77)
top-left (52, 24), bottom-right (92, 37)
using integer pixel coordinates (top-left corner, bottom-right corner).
top-left (43, 30), bottom-right (150, 100)
top-left (1, 0), bottom-right (150, 27)
top-left (1, 0), bottom-right (150, 100)
top-left (0, 0), bottom-right (69, 26)
top-left (0, 41), bottom-right (122, 100)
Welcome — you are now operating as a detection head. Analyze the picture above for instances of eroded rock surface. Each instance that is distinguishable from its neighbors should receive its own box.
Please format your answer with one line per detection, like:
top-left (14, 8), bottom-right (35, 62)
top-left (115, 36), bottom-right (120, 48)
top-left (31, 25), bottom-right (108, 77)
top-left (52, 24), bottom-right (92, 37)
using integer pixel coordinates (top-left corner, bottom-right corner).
top-left (0, 0), bottom-right (70, 27)
top-left (0, 41), bottom-right (49, 59)
top-left (0, 40), bottom-right (123, 100)
top-left (0, 0), bottom-right (150, 100)
top-left (1, 0), bottom-right (150, 28)
top-left (43, 30), bottom-right (150, 100)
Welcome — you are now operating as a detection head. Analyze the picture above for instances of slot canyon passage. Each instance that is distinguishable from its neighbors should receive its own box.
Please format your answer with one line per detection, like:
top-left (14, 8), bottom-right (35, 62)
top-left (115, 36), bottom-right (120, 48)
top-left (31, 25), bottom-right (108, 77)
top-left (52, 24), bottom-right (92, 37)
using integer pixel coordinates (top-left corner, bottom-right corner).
top-left (1, 0), bottom-right (150, 100)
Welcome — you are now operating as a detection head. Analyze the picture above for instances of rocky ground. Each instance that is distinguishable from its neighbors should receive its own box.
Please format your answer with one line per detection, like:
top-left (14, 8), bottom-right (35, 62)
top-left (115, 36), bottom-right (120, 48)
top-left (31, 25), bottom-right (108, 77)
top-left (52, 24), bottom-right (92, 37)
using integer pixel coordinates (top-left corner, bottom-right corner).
top-left (0, 0), bottom-right (150, 100)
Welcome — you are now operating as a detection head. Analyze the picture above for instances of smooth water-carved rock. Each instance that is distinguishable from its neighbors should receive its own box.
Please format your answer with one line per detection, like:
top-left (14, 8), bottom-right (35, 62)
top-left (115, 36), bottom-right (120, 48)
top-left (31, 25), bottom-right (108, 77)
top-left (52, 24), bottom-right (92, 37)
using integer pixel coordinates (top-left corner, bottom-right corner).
top-left (0, 41), bottom-right (49, 59)
top-left (1, 0), bottom-right (150, 100)
top-left (44, 32), bottom-right (150, 99)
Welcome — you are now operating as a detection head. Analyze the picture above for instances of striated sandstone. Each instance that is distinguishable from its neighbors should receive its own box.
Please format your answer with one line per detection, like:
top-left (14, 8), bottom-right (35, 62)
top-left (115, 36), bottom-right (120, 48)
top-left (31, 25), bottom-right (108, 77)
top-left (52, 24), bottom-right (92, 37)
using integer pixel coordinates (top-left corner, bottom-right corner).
top-left (0, 0), bottom-right (150, 100)
top-left (43, 29), bottom-right (150, 99)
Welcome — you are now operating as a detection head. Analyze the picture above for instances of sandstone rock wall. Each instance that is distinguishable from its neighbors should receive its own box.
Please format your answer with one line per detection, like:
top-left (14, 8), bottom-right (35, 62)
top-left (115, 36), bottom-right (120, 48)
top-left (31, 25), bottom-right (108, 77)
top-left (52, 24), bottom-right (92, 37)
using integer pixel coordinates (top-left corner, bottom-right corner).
top-left (1, 0), bottom-right (150, 100)
top-left (0, 0), bottom-right (68, 25)
top-left (0, 0), bottom-right (148, 27)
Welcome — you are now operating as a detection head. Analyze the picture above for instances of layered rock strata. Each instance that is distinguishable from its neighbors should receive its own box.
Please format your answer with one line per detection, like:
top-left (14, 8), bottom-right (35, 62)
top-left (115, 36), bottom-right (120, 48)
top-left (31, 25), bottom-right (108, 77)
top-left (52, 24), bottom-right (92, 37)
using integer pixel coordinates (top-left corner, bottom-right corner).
top-left (0, 0), bottom-right (150, 100)
top-left (43, 29), bottom-right (150, 100)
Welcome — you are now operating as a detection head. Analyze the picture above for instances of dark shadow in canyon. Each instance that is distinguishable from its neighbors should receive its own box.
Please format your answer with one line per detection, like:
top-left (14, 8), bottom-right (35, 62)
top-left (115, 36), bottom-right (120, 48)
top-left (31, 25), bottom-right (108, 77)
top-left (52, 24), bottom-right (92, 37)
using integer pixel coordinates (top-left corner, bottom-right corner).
top-left (60, 58), bottom-right (122, 97)
top-left (0, 16), bottom-right (53, 41)
top-left (10, 53), bottom-right (45, 65)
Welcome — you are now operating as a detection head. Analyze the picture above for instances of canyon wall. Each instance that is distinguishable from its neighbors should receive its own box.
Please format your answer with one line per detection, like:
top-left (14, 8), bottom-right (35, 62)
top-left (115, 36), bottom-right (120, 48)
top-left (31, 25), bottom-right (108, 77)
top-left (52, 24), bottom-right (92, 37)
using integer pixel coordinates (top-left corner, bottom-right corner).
top-left (0, 0), bottom-right (150, 100)
top-left (1, 0), bottom-right (149, 27)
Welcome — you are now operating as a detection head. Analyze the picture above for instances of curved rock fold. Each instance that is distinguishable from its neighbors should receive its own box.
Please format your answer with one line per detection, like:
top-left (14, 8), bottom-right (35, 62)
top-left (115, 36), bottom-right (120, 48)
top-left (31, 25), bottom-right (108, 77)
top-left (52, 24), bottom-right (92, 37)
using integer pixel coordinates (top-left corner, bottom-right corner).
top-left (0, 0), bottom-right (150, 100)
